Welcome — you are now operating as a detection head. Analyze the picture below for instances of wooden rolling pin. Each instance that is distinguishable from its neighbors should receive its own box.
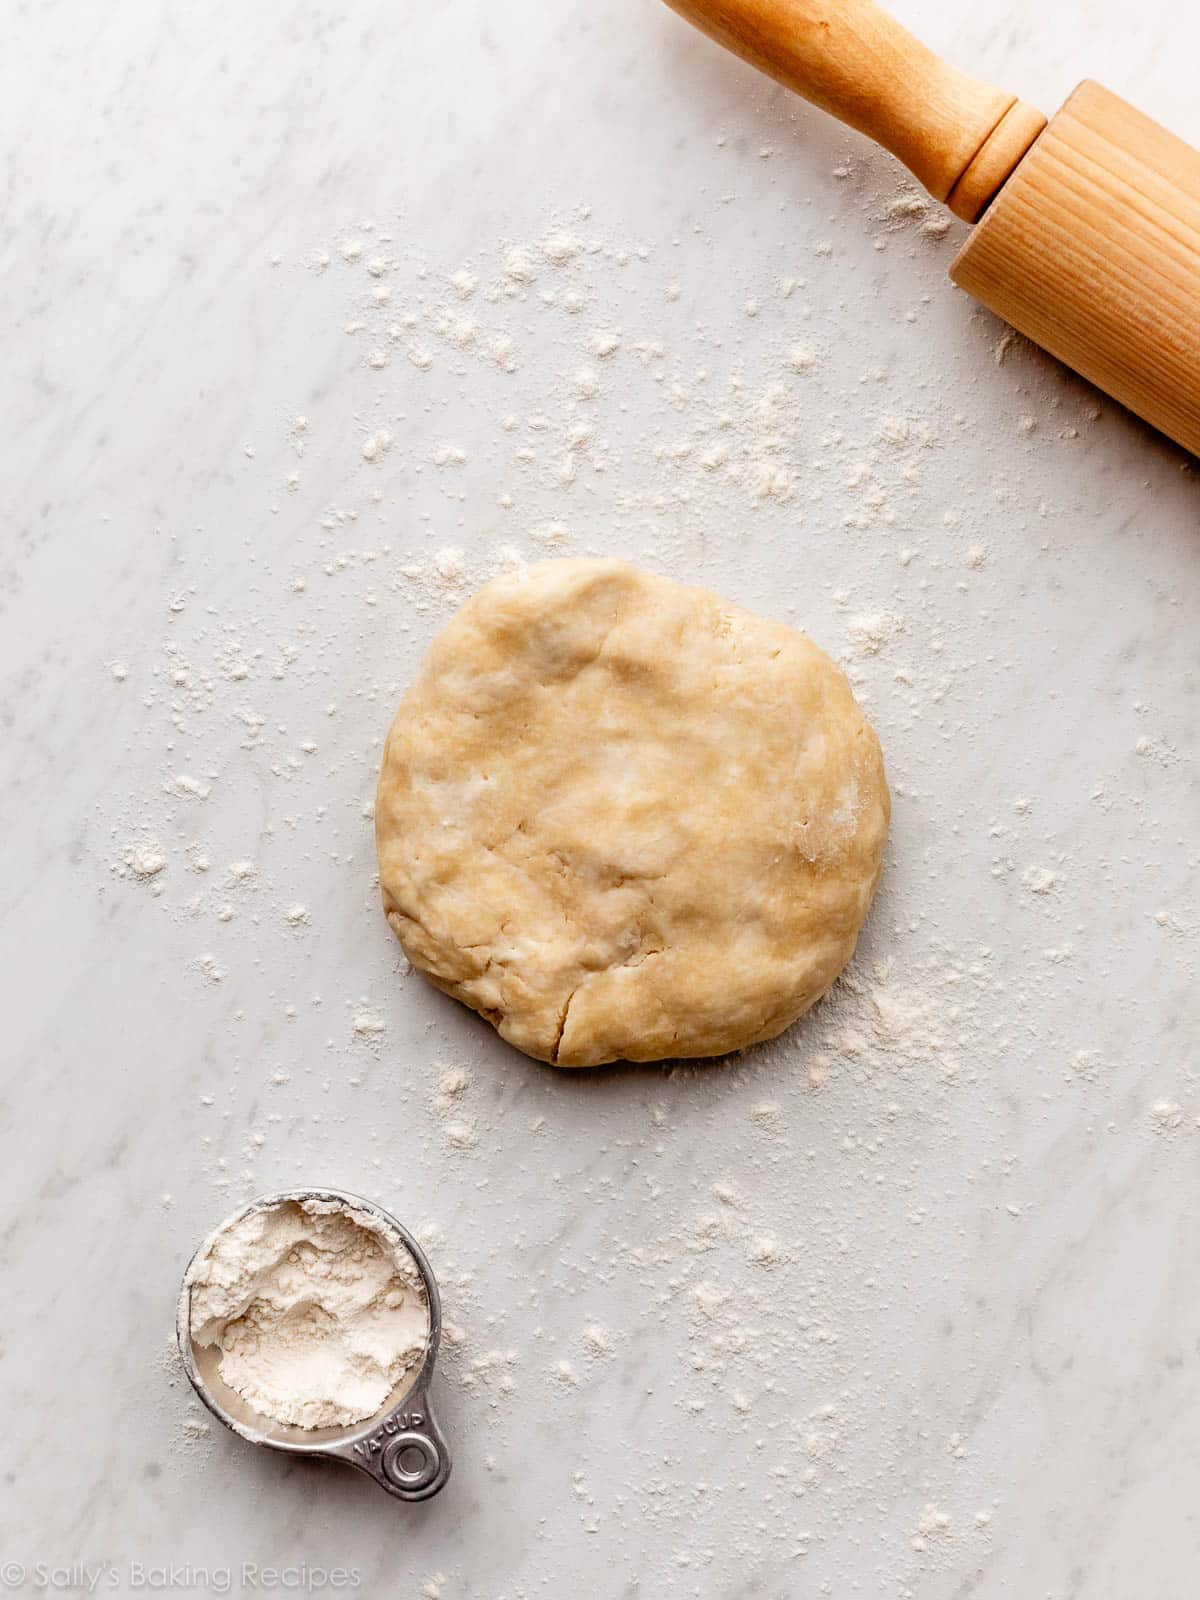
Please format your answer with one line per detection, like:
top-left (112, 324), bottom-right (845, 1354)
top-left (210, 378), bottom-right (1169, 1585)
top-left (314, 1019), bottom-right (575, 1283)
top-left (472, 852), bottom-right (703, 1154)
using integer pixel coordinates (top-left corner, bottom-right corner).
top-left (661, 0), bottom-right (1200, 456)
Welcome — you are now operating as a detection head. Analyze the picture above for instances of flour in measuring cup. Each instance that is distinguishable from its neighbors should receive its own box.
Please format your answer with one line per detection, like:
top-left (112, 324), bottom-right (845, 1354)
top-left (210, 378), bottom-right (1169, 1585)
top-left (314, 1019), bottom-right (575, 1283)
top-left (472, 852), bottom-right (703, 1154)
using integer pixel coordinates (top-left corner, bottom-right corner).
top-left (187, 1197), bottom-right (428, 1429)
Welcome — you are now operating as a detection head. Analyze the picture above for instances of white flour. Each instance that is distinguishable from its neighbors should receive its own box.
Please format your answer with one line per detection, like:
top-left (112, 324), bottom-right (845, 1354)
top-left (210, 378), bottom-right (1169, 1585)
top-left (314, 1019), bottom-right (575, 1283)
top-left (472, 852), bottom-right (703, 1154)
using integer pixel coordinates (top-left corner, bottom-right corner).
top-left (187, 1197), bottom-right (428, 1429)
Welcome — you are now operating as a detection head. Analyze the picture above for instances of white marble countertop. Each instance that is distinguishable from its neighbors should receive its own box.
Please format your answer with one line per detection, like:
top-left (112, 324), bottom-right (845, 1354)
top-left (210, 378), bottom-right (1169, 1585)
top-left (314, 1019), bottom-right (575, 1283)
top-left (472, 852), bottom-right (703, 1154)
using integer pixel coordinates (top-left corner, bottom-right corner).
top-left (5, 0), bottom-right (1199, 1595)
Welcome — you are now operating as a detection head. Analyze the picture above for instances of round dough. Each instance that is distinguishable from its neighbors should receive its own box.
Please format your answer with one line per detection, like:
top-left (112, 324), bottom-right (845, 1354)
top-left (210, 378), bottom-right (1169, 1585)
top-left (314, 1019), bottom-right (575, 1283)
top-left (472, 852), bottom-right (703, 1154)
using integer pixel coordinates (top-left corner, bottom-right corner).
top-left (376, 559), bottom-right (889, 1067)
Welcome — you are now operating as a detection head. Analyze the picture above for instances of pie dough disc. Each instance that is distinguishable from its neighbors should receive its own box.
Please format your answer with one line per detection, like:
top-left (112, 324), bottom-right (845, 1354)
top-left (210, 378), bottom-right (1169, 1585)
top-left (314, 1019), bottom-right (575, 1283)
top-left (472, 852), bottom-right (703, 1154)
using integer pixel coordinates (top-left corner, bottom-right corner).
top-left (376, 559), bottom-right (889, 1067)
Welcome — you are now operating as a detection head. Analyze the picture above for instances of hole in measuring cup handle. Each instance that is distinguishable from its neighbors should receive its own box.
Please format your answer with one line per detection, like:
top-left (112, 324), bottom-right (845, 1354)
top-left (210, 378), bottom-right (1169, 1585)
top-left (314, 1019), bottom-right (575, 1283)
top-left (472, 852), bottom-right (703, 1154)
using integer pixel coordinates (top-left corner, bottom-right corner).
top-left (381, 1432), bottom-right (440, 1491)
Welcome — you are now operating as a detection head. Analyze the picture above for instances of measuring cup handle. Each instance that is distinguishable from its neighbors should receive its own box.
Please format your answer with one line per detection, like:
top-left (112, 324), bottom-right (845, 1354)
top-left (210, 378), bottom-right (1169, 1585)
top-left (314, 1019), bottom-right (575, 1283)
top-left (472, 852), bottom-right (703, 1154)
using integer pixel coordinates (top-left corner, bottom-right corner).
top-left (334, 1386), bottom-right (452, 1502)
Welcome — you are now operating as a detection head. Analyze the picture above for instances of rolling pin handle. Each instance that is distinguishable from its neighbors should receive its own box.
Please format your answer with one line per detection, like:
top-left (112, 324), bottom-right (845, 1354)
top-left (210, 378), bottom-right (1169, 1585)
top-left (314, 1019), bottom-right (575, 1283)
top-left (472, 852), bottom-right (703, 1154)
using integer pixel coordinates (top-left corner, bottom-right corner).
top-left (660, 0), bottom-right (1046, 221)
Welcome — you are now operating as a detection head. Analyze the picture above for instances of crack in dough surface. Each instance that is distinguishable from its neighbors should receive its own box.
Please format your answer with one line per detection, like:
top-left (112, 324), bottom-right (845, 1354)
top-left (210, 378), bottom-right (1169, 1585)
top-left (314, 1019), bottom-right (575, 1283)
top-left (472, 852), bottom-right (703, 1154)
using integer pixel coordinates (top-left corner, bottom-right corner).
top-left (376, 559), bottom-right (889, 1067)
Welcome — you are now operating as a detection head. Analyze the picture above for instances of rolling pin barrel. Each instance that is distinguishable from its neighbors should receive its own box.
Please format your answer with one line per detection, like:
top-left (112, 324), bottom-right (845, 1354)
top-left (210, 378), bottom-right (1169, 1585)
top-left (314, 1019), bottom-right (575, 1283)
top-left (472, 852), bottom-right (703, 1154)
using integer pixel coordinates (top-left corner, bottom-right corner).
top-left (661, 0), bottom-right (1046, 219)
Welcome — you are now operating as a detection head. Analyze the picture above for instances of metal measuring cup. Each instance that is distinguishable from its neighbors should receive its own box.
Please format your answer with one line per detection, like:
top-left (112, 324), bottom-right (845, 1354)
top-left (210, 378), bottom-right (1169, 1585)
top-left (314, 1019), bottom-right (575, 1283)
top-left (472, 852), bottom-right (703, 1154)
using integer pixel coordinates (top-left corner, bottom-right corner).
top-left (177, 1187), bottom-right (451, 1502)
